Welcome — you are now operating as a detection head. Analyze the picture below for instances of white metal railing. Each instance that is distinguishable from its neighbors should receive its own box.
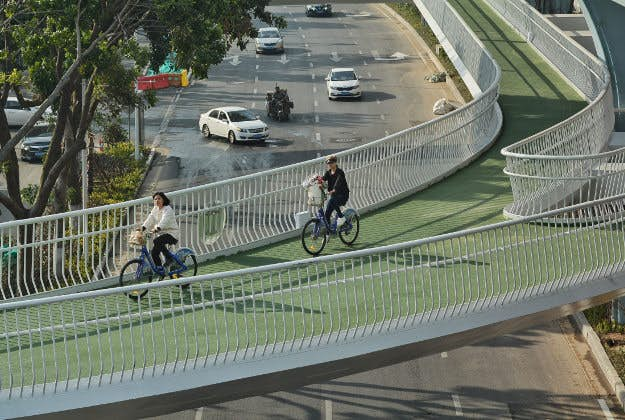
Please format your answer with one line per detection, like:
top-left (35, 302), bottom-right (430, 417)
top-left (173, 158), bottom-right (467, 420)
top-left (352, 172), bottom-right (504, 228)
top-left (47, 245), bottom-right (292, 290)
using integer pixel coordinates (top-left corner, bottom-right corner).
top-left (2, 191), bottom-right (625, 404)
top-left (0, 0), bottom-right (502, 301)
top-left (489, 0), bottom-right (618, 218)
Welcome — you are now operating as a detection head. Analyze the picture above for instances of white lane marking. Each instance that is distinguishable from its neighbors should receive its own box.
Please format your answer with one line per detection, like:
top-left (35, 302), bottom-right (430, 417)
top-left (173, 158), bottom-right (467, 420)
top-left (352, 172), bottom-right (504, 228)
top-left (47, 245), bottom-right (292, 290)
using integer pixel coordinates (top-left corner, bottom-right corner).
top-left (194, 407), bottom-right (204, 420)
top-left (312, 73), bottom-right (315, 80)
top-left (315, 132), bottom-right (322, 145)
top-left (452, 395), bottom-right (462, 416)
top-left (376, 99), bottom-right (381, 105)
top-left (380, 114), bottom-right (385, 120)
top-left (294, 18), bottom-right (298, 22)
top-left (307, 52), bottom-right (312, 57)
top-left (385, 130), bottom-right (390, 136)
top-left (310, 62), bottom-right (314, 68)
top-left (255, 76), bottom-right (258, 83)
top-left (314, 100), bottom-right (319, 107)
top-left (317, 152), bottom-right (321, 158)
top-left (305, 43), bottom-right (309, 48)
top-left (441, 352), bottom-right (448, 358)
top-left (372, 84), bottom-right (377, 90)
top-left (598, 399), bottom-right (615, 420)
top-left (299, 26), bottom-right (303, 31)
top-left (313, 86), bottom-right (317, 93)
top-left (325, 399), bottom-right (332, 420)
top-left (256, 64), bottom-right (259, 70)
top-left (253, 88), bottom-right (257, 94)
top-left (302, 34), bottom-right (306, 39)
top-left (251, 102), bottom-right (256, 108)
top-left (315, 115), bottom-right (319, 123)
top-left (358, 50), bottom-right (363, 55)
top-left (367, 72), bottom-right (372, 78)
top-left (363, 61), bottom-right (368, 66)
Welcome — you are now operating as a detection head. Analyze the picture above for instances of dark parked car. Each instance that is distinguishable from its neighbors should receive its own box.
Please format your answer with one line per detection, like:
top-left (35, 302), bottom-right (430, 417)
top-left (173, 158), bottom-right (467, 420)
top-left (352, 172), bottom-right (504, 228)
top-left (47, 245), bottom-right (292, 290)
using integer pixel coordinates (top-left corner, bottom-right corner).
top-left (20, 134), bottom-right (51, 162)
top-left (306, 3), bottom-right (332, 17)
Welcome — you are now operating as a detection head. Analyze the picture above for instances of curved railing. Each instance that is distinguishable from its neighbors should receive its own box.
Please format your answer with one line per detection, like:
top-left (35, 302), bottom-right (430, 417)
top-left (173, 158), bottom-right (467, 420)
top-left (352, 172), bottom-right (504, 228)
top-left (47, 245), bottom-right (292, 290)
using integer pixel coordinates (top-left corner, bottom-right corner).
top-left (492, 0), bottom-right (617, 218)
top-left (0, 0), bottom-right (502, 301)
top-left (1, 0), bottom-right (621, 415)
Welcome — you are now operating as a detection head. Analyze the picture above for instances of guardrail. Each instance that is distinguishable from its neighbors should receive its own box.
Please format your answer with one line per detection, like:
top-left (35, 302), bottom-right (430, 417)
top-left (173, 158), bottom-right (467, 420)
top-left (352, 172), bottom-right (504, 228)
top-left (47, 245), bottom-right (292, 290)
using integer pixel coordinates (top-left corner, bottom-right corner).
top-left (491, 0), bottom-right (617, 218)
top-left (0, 0), bottom-right (502, 301)
top-left (2, 190), bottom-right (625, 409)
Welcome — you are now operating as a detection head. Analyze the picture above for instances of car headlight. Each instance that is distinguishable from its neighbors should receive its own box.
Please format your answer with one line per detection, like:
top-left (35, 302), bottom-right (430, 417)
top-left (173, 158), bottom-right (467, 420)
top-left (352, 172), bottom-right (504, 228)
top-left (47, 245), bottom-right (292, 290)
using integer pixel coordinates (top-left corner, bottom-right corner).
top-left (240, 128), bottom-right (249, 133)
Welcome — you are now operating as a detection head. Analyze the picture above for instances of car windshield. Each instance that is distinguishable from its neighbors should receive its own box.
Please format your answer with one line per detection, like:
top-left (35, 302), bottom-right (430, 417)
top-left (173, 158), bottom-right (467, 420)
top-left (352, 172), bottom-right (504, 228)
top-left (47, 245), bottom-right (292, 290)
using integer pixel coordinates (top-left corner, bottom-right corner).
top-left (331, 71), bottom-right (356, 81)
top-left (258, 30), bottom-right (280, 39)
top-left (228, 110), bottom-right (257, 122)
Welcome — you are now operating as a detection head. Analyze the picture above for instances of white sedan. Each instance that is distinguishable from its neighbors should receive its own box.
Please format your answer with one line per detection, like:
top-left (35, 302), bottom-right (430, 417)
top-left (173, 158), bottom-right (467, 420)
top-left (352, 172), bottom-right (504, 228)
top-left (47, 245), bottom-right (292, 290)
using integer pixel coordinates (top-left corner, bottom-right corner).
top-left (199, 106), bottom-right (269, 144)
top-left (255, 27), bottom-right (285, 54)
top-left (4, 96), bottom-right (50, 127)
top-left (326, 68), bottom-right (362, 100)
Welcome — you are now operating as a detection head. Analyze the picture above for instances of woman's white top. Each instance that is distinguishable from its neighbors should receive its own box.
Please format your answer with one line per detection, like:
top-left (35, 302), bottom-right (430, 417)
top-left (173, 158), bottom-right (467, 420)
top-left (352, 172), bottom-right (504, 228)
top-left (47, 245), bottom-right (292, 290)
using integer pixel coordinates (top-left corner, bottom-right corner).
top-left (142, 205), bottom-right (180, 239)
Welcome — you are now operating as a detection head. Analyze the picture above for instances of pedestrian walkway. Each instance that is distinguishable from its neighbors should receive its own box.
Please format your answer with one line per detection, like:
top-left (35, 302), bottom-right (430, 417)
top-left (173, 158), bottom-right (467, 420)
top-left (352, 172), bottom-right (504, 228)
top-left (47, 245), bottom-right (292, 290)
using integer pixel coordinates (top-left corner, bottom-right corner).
top-left (195, 0), bottom-right (586, 276)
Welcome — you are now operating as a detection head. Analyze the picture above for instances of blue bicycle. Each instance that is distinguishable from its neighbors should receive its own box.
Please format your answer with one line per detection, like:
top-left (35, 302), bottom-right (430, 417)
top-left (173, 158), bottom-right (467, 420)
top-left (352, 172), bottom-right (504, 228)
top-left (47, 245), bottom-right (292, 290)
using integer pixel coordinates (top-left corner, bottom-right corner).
top-left (119, 232), bottom-right (198, 300)
top-left (301, 198), bottom-right (360, 256)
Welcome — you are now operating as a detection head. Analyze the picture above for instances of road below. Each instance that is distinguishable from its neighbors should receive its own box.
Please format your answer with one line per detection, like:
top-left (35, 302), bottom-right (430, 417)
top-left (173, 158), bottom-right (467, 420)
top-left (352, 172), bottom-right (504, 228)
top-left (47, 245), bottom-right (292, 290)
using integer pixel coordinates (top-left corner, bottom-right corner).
top-left (147, 318), bottom-right (623, 419)
top-left (140, 3), bottom-right (457, 194)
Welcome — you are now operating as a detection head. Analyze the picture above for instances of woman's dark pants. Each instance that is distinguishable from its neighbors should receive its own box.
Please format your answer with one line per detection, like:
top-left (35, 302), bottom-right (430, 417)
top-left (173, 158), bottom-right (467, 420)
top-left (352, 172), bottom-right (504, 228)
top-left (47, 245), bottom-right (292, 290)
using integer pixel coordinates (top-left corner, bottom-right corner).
top-left (151, 233), bottom-right (178, 266)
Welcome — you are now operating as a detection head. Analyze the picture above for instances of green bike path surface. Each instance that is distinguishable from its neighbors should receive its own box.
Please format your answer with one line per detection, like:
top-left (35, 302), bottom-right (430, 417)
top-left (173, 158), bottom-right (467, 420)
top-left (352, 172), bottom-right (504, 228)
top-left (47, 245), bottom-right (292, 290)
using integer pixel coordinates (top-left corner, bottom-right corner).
top-left (196, 0), bottom-right (586, 275)
top-left (1, 0), bottom-right (589, 391)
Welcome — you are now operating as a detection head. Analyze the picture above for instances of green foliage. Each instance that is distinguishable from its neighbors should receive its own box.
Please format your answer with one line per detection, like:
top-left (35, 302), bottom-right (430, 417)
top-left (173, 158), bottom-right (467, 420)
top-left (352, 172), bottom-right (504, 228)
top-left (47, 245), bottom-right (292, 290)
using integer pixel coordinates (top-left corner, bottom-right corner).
top-left (20, 184), bottom-right (39, 206)
top-left (102, 119), bottom-right (129, 145)
top-left (387, 2), bottom-right (473, 102)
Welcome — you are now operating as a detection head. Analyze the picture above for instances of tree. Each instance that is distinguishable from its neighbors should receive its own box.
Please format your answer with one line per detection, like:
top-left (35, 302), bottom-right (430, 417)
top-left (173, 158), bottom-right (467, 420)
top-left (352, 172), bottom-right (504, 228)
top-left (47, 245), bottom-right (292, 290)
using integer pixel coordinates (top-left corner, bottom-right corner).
top-left (0, 0), bottom-right (285, 220)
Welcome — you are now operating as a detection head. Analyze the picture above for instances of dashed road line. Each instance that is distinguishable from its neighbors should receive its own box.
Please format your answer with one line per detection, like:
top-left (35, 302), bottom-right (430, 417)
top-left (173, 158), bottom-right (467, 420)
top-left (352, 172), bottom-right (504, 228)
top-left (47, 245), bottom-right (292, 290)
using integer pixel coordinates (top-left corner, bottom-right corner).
top-left (194, 407), bottom-right (205, 420)
top-left (452, 395), bottom-right (463, 416)
top-left (367, 72), bottom-right (372, 78)
top-left (298, 26), bottom-right (302, 31)
top-left (313, 86), bottom-right (317, 93)
top-left (324, 399), bottom-right (332, 420)
top-left (305, 43), bottom-right (309, 48)
top-left (376, 99), bottom-right (381, 105)
top-left (253, 88), bottom-right (257, 94)
top-left (256, 64), bottom-right (259, 70)
top-left (315, 115), bottom-right (319, 123)
top-left (310, 62), bottom-right (314, 68)
top-left (294, 18), bottom-right (298, 22)
top-left (302, 34), bottom-right (306, 39)
top-left (441, 352), bottom-right (448, 358)
top-left (315, 132), bottom-right (322, 146)
top-left (380, 114), bottom-right (385, 120)
top-left (251, 102), bottom-right (256, 108)
top-left (598, 399), bottom-right (614, 420)
top-left (385, 130), bottom-right (390, 136)
top-left (358, 50), bottom-right (363, 55)
top-left (372, 84), bottom-right (377, 90)
top-left (314, 100), bottom-right (319, 107)
top-left (255, 76), bottom-right (259, 83)
top-left (307, 52), bottom-right (312, 57)
top-left (363, 60), bottom-right (368, 66)
top-left (312, 73), bottom-right (315, 80)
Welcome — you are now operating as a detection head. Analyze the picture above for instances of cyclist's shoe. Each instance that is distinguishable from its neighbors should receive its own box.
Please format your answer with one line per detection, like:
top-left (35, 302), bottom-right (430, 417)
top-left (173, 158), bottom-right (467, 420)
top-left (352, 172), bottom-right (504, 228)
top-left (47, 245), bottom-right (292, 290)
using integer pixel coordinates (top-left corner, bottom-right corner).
top-left (337, 217), bottom-right (346, 227)
top-left (154, 266), bottom-right (166, 276)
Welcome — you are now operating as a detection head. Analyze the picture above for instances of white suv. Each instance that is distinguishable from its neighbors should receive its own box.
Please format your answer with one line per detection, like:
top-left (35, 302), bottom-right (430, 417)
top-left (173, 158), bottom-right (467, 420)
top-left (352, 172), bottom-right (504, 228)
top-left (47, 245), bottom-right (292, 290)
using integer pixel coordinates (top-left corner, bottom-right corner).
top-left (326, 68), bottom-right (362, 100)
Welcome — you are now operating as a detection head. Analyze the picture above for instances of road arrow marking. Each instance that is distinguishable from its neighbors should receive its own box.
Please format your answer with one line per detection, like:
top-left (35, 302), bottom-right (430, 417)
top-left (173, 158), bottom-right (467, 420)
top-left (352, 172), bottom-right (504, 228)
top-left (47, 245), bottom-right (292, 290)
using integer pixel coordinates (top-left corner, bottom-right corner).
top-left (372, 51), bottom-right (410, 61)
top-left (228, 55), bottom-right (241, 66)
top-left (330, 52), bottom-right (342, 63)
top-left (278, 54), bottom-right (290, 64)
top-left (346, 11), bottom-right (371, 17)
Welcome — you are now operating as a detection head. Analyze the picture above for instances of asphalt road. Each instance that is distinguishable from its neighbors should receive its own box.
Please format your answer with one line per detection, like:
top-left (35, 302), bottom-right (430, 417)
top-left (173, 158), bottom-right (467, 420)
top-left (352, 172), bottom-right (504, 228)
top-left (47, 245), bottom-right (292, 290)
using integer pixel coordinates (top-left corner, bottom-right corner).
top-left (140, 3), bottom-right (457, 194)
top-left (146, 318), bottom-right (623, 419)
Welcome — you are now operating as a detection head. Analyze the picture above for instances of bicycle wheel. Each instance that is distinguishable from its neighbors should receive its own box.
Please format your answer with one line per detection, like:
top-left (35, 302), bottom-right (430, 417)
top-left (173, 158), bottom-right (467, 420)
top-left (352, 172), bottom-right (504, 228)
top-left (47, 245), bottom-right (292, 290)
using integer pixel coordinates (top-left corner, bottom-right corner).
top-left (339, 212), bottom-right (360, 246)
top-left (119, 259), bottom-right (153, 301)
top-left (302, 218), bottom-right (328, 256)
top-left (170, 249), bottom-right (198, 289)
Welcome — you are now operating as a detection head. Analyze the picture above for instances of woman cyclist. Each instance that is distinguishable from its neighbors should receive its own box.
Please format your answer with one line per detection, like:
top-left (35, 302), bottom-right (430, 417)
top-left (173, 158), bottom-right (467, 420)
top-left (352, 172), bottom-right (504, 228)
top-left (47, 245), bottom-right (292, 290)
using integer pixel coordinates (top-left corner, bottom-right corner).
top-left (322, 155), bottom-right (350, 227)
top-left (139, 192), bottom-right (180, 274)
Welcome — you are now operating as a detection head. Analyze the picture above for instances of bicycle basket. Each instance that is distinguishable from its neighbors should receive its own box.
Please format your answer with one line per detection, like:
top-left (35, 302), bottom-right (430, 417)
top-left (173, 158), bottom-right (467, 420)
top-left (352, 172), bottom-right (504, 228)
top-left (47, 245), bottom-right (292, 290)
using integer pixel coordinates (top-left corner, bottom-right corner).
top-left (307, 185), bottom-right (326, 207)
top-left (128, 231), bottom-right (146, 247)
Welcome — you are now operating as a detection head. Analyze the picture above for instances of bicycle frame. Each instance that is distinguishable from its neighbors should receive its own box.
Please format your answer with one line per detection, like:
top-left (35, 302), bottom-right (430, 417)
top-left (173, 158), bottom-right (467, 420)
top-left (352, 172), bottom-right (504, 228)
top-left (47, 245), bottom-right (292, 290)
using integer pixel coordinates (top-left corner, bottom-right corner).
top-left (311, 205), bottom-right (353, 236)
top-left (136, 242), bottom-right (188, 277)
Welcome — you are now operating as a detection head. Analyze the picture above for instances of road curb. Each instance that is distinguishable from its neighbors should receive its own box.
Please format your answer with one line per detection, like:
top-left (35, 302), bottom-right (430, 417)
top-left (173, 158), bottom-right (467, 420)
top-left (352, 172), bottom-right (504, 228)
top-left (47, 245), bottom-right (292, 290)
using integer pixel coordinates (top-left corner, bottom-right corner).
top-left (377, 3), bottom-right (465, 103)
top-left (571, 312), bottom-right (625, 410)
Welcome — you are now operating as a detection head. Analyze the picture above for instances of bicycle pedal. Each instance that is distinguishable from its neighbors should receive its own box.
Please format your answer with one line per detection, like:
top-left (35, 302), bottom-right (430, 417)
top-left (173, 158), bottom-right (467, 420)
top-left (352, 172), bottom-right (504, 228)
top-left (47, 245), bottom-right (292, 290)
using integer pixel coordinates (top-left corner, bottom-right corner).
top-left (172, 274), bottom-right (180, 279)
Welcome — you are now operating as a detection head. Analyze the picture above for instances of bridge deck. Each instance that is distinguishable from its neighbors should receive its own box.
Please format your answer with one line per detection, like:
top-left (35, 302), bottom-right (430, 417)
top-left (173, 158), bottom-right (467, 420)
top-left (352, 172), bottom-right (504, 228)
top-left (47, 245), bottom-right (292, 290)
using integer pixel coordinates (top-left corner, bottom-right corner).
top-left (0, 0), bottom-right (588, 396)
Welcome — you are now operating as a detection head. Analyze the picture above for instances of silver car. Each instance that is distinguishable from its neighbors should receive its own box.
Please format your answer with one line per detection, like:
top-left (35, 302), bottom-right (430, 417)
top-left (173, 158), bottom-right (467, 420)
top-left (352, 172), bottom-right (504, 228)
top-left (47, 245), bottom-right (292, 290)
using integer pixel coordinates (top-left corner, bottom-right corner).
top-left (256, 27), bottom-right (285, 54)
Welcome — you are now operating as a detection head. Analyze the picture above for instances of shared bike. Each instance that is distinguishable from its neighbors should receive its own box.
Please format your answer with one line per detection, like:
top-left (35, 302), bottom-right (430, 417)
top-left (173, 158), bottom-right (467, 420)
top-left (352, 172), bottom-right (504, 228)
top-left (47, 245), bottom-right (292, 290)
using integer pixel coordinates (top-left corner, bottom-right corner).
top-left (301, 198), bottom-right (360, 256)
top-left (119, 231), bottom-right (198, 300)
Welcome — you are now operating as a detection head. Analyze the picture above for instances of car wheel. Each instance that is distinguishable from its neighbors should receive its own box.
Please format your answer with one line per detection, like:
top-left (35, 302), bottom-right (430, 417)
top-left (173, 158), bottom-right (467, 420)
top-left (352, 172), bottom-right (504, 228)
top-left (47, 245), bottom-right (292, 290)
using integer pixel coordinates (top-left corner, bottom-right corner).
top-left (201, 124), bottom-right (211, 138)
top-left (228, 131), bottom-right (237, 145)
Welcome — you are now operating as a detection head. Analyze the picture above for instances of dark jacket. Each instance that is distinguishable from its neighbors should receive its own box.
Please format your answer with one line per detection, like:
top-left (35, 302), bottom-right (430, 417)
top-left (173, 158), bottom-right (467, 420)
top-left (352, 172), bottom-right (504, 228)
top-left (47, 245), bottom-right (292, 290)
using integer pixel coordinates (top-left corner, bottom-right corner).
top-left (323, 168), bottom-right (349, 197)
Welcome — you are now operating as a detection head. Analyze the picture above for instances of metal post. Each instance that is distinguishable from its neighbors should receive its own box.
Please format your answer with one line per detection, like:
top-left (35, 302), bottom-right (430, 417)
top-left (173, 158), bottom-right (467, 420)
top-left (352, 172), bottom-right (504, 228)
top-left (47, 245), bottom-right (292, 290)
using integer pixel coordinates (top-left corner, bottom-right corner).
top-left (612, 299), bottom-right (625, 324)
top-left (81, 79), bottom-right (89, 261)
top-left (134, 103), bottom-right (143, 160)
